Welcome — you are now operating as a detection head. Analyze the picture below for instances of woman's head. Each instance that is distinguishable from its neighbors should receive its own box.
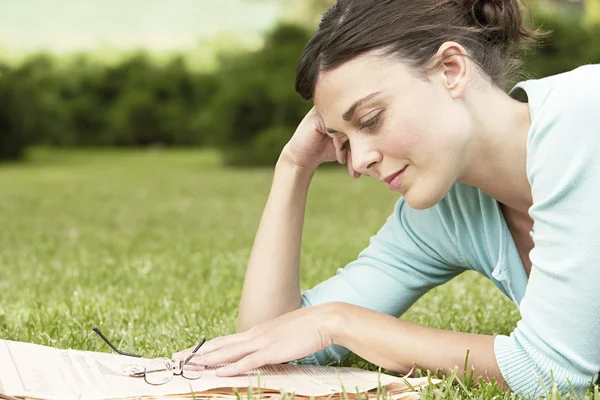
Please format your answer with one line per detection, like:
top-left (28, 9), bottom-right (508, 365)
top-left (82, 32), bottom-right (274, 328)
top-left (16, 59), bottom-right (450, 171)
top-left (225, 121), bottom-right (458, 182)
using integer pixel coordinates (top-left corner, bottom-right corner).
top-left (296, 0), bottom-right (541, 98)
top-left (295, 0), bottom-right (541, 209)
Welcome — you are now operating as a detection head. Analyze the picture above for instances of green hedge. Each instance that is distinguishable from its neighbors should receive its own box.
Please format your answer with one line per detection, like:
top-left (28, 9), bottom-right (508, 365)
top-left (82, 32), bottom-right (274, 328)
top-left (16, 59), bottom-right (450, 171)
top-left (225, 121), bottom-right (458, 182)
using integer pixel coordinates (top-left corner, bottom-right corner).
top-left (200, 24), bottom-right (312, 165)
top-left (523, 13), bottom-right (600, 80)
top-left (1, 16), bottom-right (599, 163)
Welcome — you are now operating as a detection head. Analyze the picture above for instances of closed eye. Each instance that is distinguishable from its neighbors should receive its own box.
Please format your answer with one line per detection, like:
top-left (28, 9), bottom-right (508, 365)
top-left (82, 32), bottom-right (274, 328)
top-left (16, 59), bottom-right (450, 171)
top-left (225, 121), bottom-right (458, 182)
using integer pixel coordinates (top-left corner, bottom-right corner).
top-left (339, 111), bottom-right (383, 151)
top-left (359, 112), bottom-right (381, 131)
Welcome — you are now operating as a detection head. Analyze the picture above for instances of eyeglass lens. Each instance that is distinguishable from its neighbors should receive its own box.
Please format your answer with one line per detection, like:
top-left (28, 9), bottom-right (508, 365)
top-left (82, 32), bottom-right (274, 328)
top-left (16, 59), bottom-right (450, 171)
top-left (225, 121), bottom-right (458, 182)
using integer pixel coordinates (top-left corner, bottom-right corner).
top-left (144, 358), bottom-right (174, 385)
top-left (182, 353), bottom-right (206, 380)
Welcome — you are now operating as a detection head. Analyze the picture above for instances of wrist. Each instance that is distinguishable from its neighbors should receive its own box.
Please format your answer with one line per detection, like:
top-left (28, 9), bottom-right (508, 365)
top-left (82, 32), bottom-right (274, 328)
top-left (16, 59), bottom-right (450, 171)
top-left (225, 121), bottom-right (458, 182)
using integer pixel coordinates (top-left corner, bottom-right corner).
top-left (276, 153), bottom-right (317, 182)
top-left (277, 149), bottom-right (319, 175)
top-left (317, 302), bottom-right (350, 347)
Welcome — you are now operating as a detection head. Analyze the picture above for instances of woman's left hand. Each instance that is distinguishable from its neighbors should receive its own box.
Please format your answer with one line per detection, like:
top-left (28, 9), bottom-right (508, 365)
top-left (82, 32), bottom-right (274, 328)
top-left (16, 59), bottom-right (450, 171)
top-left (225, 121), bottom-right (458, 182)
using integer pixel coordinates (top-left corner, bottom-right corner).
top-left (172, 304), bottom-right (341, 376)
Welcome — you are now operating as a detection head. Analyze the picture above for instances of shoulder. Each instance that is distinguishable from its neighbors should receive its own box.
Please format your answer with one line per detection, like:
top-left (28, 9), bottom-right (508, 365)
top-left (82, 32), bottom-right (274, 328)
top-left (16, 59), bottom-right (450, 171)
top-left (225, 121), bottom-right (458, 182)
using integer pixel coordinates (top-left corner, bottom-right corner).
top-left (514, 64), bottom-right (600, 147)
top-left (513, 63), bottom-right (600, 102)
top-left (513, 65), bottom-right (600, 189)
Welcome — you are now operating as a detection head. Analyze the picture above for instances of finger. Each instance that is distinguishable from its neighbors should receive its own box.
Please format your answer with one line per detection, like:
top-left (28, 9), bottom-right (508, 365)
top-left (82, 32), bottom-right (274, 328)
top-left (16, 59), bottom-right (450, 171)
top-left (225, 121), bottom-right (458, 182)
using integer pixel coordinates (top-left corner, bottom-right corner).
top-left (215, 352), bottom-right (268, 377)
top-left (338, 145), bottom-right (347, 165)
top-left (347, 148), bottom-right (360, 178)
top-left (172, 333), bottom-right (246, 361)
top-left (172, 344), bottom-right (200, 361)
top-left (332, 137), bottom-right (345, 164)
top-left (200, 335), bottom-right (243, 355)
top-left (203, 342), bottom-right (257, 367)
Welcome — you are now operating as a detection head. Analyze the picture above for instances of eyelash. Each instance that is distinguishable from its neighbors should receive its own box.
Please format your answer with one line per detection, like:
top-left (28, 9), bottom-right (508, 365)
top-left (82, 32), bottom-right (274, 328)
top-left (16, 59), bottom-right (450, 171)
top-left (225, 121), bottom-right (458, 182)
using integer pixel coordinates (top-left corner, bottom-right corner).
top-left (360, 113), bottom-right (381, 130)
top-left (340, 112), bottom-right (383, 151)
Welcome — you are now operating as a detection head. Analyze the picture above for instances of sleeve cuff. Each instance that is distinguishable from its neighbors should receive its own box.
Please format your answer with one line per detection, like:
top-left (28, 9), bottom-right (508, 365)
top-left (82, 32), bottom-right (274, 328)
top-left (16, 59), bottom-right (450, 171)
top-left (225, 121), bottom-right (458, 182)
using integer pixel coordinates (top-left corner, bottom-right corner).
top-left (494, 334), bottom-right (593, 397)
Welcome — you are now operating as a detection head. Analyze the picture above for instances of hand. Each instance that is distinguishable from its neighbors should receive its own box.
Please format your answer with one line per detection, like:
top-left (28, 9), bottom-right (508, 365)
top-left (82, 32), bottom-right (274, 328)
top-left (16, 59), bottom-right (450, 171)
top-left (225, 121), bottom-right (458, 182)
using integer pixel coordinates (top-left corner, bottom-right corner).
top-left (280, 107), bottom-right (360, 178)
top-left (172, 305), bottom-right (340, 376)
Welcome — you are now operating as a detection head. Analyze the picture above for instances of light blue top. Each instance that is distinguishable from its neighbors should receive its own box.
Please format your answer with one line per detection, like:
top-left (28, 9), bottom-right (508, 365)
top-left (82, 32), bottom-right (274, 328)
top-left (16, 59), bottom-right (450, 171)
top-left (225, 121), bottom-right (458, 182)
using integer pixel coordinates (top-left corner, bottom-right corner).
top-left (298, 64), bottom-right (600, 397)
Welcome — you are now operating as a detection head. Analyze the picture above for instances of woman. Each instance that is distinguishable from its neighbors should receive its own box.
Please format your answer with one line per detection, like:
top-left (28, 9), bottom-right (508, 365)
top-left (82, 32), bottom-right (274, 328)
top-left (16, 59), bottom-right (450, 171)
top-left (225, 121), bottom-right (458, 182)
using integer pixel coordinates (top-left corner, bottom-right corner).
top-left (174, 0), bottom-right (600, 396)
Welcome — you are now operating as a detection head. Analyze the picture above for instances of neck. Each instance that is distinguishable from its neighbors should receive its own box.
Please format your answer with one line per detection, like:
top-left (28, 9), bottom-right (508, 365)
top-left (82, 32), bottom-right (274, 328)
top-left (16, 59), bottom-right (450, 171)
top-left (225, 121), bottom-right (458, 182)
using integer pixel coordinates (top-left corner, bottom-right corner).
top-left (458, 85), bottom-right (533, 214)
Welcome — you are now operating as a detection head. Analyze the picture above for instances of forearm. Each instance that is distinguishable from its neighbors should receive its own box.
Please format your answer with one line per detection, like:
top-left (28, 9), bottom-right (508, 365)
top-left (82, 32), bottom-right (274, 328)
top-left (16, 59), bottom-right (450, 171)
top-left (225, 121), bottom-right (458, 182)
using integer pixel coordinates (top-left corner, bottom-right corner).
top-left (237, 157), bottom-right (316, 332)
top-left (326, 302), bottom-right (506, 386)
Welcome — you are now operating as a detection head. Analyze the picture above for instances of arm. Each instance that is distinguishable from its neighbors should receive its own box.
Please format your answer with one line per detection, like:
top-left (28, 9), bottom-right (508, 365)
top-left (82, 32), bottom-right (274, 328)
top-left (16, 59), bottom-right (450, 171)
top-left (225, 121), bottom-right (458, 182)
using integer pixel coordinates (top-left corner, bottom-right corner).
top-left (297, 195), bottom-right (467, 365)
top-left (236, 106), bottom-right (341, 332)
top-left (195, 295), bottom-right (502, 381)
top-left (176, 179), bottom-right (474, 376)
top-left (237, 157), bottom-right (314, 332)
top-left (326, 302), bottom-right (503, 385)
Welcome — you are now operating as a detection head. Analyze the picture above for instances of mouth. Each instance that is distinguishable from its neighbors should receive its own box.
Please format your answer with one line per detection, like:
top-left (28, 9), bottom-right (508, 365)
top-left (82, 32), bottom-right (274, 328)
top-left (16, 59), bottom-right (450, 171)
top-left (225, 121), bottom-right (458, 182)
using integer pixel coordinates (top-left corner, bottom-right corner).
top-left (381, 166), bottom-right (408, 190)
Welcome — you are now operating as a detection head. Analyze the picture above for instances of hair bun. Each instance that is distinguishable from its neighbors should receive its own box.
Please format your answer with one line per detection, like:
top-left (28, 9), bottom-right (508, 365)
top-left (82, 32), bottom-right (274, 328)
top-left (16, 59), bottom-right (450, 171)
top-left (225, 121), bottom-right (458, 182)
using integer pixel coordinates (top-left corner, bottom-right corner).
top-left (465, 0), bottom-right (528, 46)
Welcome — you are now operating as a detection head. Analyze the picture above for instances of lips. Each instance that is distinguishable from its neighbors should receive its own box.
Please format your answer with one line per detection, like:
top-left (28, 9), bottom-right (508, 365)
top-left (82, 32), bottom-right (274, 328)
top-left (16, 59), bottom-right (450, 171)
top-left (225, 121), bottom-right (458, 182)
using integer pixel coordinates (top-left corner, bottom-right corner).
top-left (381, 166), bottom-right (408, 191)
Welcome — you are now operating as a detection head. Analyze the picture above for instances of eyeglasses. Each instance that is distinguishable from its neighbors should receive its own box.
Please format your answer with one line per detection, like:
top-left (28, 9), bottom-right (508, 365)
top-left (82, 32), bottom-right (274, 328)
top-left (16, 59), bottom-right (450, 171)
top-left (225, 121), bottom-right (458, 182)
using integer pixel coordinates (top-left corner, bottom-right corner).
top-left (93, 326), bottom-right (206, 385)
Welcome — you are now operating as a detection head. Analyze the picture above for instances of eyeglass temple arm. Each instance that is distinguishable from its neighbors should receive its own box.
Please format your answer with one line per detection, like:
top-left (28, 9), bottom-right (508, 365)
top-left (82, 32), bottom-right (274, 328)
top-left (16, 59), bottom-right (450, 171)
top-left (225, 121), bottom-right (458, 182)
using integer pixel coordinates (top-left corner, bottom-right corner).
top-left (183, 337), bottom-right (207, 365)
top-left (93, 327), bottom-right (142, 358)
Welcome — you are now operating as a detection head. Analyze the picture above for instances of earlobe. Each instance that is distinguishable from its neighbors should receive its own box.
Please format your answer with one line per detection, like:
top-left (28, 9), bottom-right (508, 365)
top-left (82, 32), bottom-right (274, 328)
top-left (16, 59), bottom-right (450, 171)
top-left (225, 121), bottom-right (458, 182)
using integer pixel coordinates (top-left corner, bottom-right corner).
top-left (435, 41), bottom-right (468, 99)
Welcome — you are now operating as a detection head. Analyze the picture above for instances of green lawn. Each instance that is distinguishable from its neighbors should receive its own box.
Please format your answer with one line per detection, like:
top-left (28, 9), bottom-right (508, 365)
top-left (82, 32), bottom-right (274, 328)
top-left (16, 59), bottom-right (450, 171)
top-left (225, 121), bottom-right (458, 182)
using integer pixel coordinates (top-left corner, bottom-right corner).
top-left (0, 148), bottom-right (591, 399)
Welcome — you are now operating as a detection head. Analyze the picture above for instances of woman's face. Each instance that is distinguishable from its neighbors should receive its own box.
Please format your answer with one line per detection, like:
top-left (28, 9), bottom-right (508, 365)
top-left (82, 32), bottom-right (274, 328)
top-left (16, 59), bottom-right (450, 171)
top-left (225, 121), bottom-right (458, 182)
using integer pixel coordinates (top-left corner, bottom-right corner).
top-left (313, 51), bottom-right (474, 210)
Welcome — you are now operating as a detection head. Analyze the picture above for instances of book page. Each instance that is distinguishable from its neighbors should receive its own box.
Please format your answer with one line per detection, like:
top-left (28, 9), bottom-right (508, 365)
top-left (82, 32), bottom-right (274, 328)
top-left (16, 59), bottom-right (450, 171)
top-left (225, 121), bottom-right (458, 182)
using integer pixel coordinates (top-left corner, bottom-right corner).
top-left (0, 340), bottom-right (426, 400)
top-left (0, 340), bottom-right (186, 399)
top-left (197, 363), bottom-right (403, 395)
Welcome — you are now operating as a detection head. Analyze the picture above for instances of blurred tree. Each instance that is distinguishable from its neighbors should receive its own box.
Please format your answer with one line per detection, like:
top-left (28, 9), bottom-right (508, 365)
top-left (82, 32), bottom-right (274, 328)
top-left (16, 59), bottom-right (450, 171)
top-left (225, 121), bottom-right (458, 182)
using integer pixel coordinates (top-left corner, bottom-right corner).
top-left (103, 56), bottom-right (207, 146)
top-left (203, 23), bottom-right (312, 165)
top-left (14, 54), bottom-right (70, 146)
top-left (55, 56), bottom-right (107, 145)
top-left (524, 11), bottom-right (600, 79)
top-left (0, 64), bottom-right (28, 161)
top-left (108, 89), bottom-right (168, 146)
top-left (0, 55), bottom-right (72, 159)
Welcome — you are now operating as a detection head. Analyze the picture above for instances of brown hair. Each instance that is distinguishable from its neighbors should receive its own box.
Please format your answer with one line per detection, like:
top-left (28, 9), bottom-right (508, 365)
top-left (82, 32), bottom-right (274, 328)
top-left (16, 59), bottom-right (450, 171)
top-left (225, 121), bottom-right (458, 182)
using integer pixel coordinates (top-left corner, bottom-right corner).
top-left (295, 0), bottom-right (545, 100)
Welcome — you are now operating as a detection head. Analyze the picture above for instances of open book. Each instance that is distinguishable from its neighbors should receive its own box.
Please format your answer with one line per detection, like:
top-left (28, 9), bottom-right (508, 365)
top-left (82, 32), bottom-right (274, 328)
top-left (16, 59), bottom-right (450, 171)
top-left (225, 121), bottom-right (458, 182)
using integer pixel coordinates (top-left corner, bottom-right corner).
top-left (0, 339), bottom-right (438, 400)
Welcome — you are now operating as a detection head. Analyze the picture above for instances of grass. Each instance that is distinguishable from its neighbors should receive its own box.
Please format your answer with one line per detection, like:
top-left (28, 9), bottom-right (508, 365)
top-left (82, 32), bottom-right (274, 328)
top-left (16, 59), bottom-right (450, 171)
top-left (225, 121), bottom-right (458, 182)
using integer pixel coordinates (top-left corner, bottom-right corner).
top-left (0, 148), bottom-right (594, 399)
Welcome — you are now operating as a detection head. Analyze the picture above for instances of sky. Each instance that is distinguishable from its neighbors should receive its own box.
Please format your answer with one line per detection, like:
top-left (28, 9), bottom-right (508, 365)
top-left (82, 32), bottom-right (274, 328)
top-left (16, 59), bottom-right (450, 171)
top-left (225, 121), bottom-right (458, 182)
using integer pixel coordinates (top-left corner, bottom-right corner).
top-left (0, 0), bottom-right (281, 53)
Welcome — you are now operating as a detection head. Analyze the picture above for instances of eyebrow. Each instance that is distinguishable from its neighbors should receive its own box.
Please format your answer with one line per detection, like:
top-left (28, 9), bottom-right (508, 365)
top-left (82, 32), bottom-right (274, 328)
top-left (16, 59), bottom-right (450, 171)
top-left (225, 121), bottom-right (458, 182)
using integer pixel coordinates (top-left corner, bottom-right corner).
top-left (326, 91), bottom-right (382, 134)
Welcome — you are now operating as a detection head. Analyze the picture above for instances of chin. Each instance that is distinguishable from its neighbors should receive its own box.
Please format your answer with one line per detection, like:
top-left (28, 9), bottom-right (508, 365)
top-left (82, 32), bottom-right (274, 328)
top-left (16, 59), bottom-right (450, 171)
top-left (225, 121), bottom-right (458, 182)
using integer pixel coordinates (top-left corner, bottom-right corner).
top-left (402, 186), bottom-right (448, 210)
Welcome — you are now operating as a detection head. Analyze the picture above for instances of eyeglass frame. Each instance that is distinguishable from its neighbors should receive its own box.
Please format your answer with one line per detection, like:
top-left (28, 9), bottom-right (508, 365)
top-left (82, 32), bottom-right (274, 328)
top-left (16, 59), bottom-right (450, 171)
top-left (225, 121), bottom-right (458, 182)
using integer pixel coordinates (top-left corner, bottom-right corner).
top-left (92, 326), bottom-right (206, 384)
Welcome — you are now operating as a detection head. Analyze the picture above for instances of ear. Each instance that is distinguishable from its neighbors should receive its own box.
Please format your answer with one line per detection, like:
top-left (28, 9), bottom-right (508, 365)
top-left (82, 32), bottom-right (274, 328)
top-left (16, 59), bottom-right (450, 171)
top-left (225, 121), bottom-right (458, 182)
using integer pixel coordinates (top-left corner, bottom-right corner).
top-left (432, 41), bottom-right (469, 99)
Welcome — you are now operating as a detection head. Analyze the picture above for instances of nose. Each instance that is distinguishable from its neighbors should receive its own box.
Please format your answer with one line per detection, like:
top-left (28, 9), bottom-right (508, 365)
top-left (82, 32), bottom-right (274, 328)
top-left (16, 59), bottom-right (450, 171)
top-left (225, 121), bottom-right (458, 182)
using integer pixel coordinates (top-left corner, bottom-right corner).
top-left (350, 141), bottom-right (382, 175)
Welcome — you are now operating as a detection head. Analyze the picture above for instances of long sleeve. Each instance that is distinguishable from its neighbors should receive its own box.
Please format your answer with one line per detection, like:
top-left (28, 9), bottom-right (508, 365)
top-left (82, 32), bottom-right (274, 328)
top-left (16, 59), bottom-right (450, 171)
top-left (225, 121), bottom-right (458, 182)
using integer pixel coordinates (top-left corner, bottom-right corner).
top-left (495, 65), bottom-right (600, 396)
top-left (298, 196), bottom-right (467, 365)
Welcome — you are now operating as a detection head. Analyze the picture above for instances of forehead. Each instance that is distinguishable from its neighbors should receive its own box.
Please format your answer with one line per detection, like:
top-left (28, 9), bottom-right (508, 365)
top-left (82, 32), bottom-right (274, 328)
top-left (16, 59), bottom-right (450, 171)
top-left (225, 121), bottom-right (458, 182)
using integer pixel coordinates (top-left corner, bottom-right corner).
top-left (313, 52), bottom-right (410, 119)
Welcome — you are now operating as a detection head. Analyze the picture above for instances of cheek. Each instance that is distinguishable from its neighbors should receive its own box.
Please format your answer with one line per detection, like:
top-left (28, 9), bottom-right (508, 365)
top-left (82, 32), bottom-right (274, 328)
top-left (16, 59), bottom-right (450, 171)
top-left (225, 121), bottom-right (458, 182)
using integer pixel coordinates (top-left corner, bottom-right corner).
top-left (380, 102), bottom-right (470, 164)
top-left (378, 114), bottom-right (429, 158)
